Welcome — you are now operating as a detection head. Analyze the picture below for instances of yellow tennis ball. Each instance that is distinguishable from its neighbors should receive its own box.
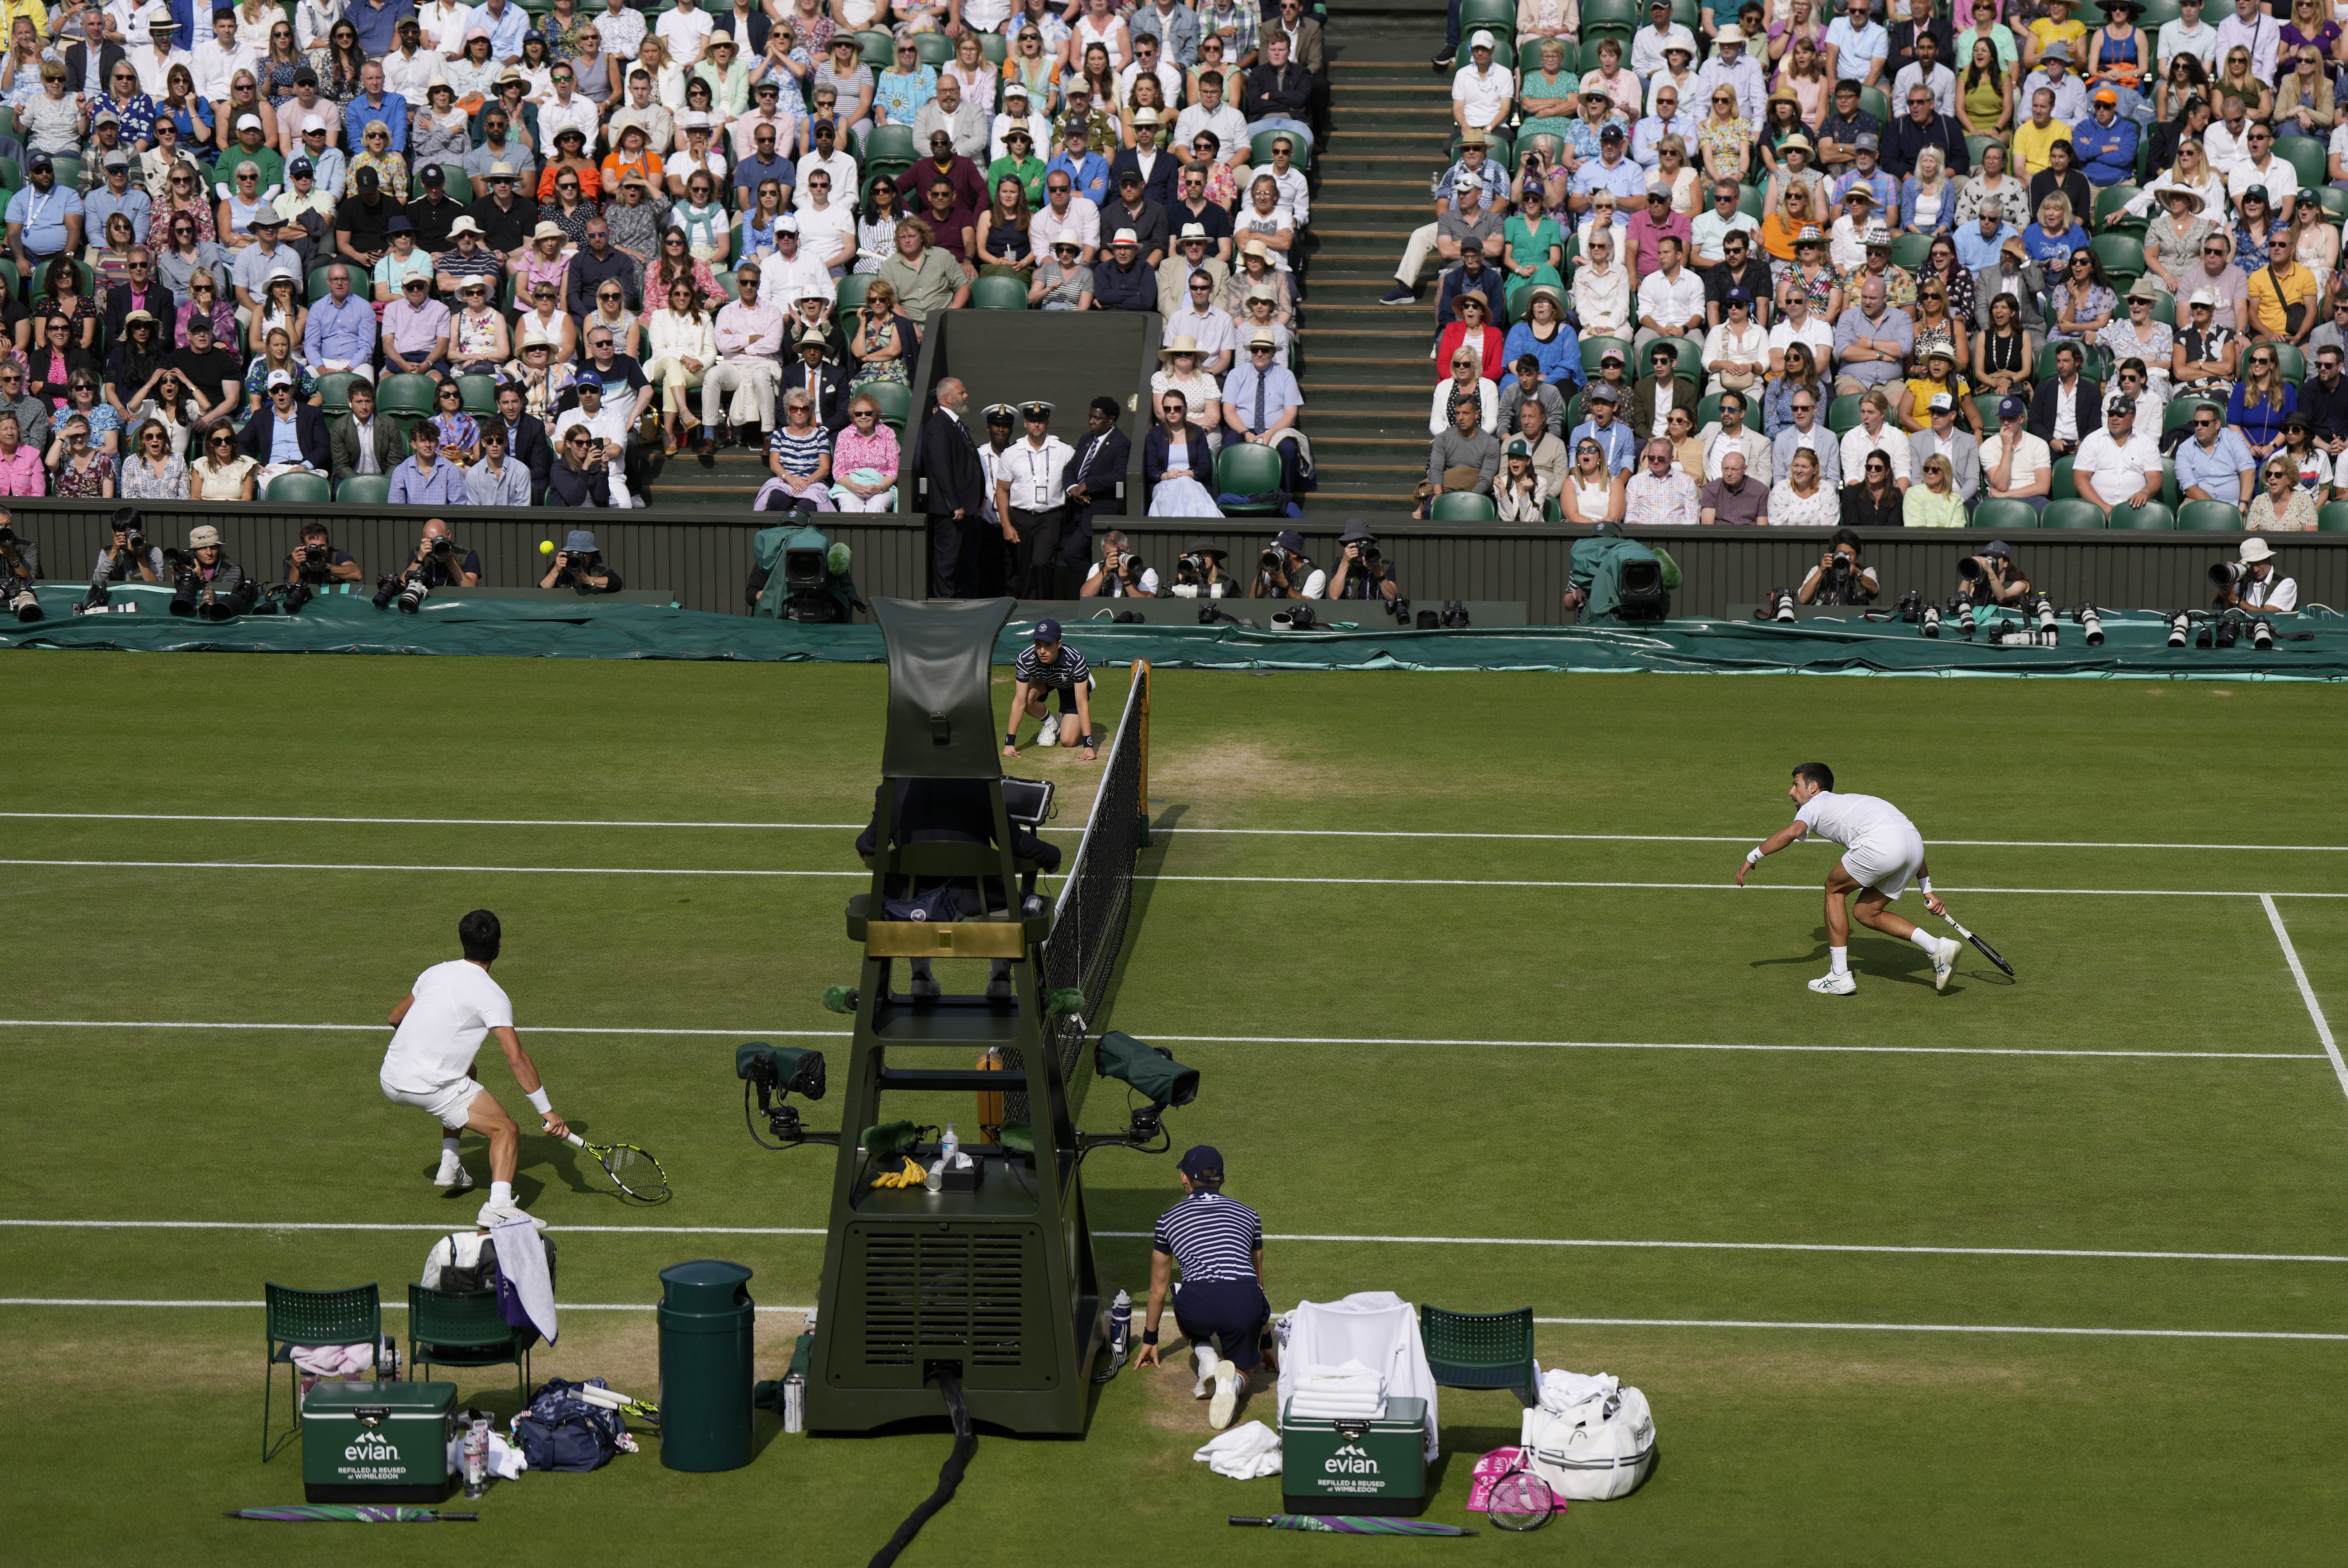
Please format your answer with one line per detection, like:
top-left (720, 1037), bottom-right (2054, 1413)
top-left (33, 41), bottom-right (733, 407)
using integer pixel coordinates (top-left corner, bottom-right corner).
top-left (540, 539), bottom-right (556, 555)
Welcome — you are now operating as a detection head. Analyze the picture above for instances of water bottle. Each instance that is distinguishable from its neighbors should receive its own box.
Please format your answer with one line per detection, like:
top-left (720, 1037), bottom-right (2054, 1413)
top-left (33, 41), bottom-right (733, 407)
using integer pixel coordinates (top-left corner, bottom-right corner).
top-left (1109, 1289), bottom-right (1131, 1362)
top-left (461, 1414), bottom-right (489, 1499)
top-left (940, 1124), bottom-right (961, 1169)
top-left (781, 1372), bottom-right (806, 1434)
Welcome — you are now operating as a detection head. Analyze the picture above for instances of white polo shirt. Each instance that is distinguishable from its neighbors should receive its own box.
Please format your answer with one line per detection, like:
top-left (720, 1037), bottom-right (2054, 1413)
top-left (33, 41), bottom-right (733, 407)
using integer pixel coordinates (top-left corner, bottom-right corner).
top-left (1450, 62), bottom-right (1512, 131)
top-left (2070, 426), bottom-right (2162, 507)
top-left (1840, 422), bottom-right (1912, 483)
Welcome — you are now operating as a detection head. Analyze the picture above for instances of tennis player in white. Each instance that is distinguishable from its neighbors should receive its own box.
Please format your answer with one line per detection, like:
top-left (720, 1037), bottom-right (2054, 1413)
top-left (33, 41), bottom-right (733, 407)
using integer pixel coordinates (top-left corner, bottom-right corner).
top-left (380, 910), bottom-right (568, 1226)
top-left (1736, 763), bottom-right (1963, 995)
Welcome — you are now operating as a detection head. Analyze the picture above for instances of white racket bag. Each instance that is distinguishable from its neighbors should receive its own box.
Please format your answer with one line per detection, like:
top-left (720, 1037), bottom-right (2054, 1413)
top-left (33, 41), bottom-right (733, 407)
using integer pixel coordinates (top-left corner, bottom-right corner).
top-left (1519, 1385), bottom-right (1655, 1500)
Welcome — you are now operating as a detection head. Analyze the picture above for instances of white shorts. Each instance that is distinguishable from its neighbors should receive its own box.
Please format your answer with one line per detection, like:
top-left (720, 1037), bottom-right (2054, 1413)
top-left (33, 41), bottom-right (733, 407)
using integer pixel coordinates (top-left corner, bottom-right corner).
top-left (381, 1074), bottom-right (484, 1130)
top-left (1839, 828), bottom-right (1927, 900)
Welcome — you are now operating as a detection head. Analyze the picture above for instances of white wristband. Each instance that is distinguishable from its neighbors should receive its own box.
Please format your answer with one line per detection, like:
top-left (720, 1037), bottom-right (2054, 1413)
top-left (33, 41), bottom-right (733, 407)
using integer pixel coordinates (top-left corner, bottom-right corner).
top-left (1920, 877), bottom-right (1935, 895)
top-left (1746, 847), bottom-right (1765, 865)
top-left (527, 1087), bottom-right (552, 1115)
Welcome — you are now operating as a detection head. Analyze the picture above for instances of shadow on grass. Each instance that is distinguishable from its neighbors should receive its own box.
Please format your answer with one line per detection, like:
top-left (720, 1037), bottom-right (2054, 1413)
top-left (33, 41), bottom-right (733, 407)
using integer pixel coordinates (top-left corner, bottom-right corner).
top-left (1753, 935), bottom-right (1950, 988)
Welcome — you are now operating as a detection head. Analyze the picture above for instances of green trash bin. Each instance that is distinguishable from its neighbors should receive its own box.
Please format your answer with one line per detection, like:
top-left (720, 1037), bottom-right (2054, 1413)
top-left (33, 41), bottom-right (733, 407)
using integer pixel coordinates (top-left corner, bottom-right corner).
top-left (657, 1260), bottom-right (755, 1472)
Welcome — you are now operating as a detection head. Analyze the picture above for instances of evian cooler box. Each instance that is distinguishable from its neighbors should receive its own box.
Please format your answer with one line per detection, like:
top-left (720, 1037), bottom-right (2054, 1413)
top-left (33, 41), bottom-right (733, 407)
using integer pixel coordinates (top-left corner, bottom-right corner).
top-left (300, 1380), bottom-right (458, 1502)
top-left (1280, 1396), bottom-right (1427, 1516)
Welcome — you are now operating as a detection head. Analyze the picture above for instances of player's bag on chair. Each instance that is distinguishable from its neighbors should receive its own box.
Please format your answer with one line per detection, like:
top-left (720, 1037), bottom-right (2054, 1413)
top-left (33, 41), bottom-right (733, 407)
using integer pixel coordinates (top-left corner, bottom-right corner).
top-left (512, 1378), bottom-right (625, 1472)
top-left (1518, 1385), bottom-right (1655, 1500)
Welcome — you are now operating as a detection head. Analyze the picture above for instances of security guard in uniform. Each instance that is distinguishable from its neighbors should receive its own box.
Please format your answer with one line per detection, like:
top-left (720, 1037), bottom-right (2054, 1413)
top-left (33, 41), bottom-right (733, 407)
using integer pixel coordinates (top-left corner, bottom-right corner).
top-left (994, 400), bottom-right (1078, 600)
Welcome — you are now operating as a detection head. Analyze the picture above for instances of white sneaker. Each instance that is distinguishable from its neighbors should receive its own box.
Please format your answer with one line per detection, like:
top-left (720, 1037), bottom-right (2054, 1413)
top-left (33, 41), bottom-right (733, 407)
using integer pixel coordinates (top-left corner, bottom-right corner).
top-left (434, 1154), bottom-right (474, 1191)
top-left (910, 973), bottom-right (942, 1000)
top-left (1192, 1346), bottom-right (1220, 1399)
top-left (1037, 714), bottom-right (1060, 747)
top-left (1807, 972), bottom-right (1858, 996)
top-left (1931, 936), bottom-right (1960, 991)
top-left (477, 1199), bottom-right (547, 1229)
top-left (1208, 1363), bottom-right (1241, 1429)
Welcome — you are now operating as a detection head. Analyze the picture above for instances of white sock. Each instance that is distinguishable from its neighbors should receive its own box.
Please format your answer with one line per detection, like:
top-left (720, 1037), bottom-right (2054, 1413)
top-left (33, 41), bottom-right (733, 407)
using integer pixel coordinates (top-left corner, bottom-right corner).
top-left (1909, 928), bottom-right (1942, 954)
top-left (441, 1134), bottom-right (461, 1159)
top-left (490, 1181), bottom-right (513, 1206)
top-left (1195, 1345), bottom-right (1220, 1383)
top-left (1830, 946), bottom-right (1849, 976)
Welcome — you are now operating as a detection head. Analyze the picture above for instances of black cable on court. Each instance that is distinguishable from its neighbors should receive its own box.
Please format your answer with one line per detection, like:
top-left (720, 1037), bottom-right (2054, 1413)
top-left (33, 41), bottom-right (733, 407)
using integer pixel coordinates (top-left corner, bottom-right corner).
top-left (866, 1372), bottom-right (976, 1568)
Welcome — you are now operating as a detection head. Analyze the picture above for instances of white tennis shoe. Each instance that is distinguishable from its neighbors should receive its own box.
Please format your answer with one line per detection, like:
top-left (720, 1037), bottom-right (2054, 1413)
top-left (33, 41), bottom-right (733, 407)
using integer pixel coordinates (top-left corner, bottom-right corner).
top-left (434, 1154), bottom-right (474, 1191)
top-left (1208, 1363), bottom-right (1242, 1429)
top-left (1807, 972), bottom-right (1858, 996)
top-left (1037, 714), bottom-right (1060, 747)
top-left (1192, 1345), bottom-right (1220, 1399)
top-left (477, 1200), bottom-right (546, 1229)
top-left (1930, 936), bottom-right (1960, 991)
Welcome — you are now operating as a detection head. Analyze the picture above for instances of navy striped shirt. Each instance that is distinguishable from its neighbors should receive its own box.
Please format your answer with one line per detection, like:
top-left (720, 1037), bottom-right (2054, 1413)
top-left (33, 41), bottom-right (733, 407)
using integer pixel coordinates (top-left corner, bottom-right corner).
top-left (1013, 642), bottom-right (1091, 691)
top-left (1152, 1189), bottom-right (1262, 1283)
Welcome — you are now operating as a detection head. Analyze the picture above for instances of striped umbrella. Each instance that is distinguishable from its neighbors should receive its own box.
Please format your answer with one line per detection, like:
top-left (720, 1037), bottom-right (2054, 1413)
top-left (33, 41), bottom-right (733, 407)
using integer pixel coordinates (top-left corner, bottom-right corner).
top-left (224, 1506), bottom-right (478, 1523)
top-left (1229, 1515), bottom-right (1477, 1536)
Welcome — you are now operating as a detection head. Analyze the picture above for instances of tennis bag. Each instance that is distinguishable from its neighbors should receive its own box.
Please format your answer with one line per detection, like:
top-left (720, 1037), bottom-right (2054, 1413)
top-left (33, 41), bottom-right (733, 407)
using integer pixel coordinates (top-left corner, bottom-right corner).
top-left (1518, 1386), bottom-right (1655, 1500)
top-left (511, 1378), bottom-right (625, 1473)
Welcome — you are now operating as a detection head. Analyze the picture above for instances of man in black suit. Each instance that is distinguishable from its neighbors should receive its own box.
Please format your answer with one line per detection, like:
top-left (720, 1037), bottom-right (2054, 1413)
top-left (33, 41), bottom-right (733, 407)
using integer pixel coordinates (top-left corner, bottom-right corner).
top-left (919, 377), bottom-right (989, 598)
top-left (1107, 123), bottom-right (1179, 214)
top-left (490, 383), bottom-right (556, 487)
top-left (2027, 340), bottom-right (2101, 460)
top-left (783, 333), bottom-right (853, 433)
top-left (60, 11), bottom-right (129, 108)
top-left (238, 372), bottom-right (334, 475)
top-left (1059, 396), bottom-right (1132, 590)
top-left (105, 265), bottom-right (177, 354)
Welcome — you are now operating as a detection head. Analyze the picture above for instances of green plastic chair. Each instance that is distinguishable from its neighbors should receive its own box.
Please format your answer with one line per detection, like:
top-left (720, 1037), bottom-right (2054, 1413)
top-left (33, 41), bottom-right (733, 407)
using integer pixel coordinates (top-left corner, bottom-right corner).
top-left (2094, 185), bottom-right (2145, 233)
top-left (1249, 131), bottom-right (1310, 171)
top-left (1736, 182), bottom-right (1762, 221)
top-left (1430, 490), bottom-right (1500, 520)
top-left (2162, 401), bottom-right (2200, 442)
top-left (1695, 391), bottom-right (1725, 429)
top-left (2049, 454), bottom-right (2076, 499)
top-left (913, 32), bottom-right (954, 67)
top-left (2089, 232), bottom-right (2144, 282)
top-left (0, 105), bottom-right (15, 141)
top-left (1859, 86), bottom-right (1888, 122)
top-left (336, 473), bottom-right (392, 504)
top-left (1580, 335), bottom-right (1632, 377)
top-left (456, 373), bottom-right (499, 416)
top-left (1460, 0), bottom-right (1516, 26)
top-left (2318, 187), bottom-right (2348, 229)
top-left (834, 273), bottom-right (872, 314)
top-left (375, 372), bottom-right (438, 418)
top-left (407, 1285), bottom-right (533, 1406)
top-left (1971, 498), bottom-right (2044, 532)
top-left (862, 381), bottom-right (912, 429)
top-left (265, 471), bottom-right (331, 504)
top-left (2106, 500), bottom-right (2175, 529)
top-left (2270, 344), bottom-right (2306, 385)
top-left (1216, 442), bottom-right (1287, 512)
top-left (2040, 498), bottom-right (2105, 529)
top-left (1826, 393), bottom-right (1863, 434)
top-left (1965, 134), bottom-right (2000, 170)
top-left (315, 371), bottom-right (356, 419)
top-left (263, 1282), bottom-right (380, 1460)
top-left (2277, 138), bottom-right (2328, 195)
top-left (970, 274), bottom-right (1028, 310)
top-left (1420, 1305), bottom-right (1540, 1406)
top-left (856, 28), bottom-right (892, 66)
top-left (978, 32), bottom-right (1006, 65)
top-left (2137, 0), bottom-right (2182, 23)
top-left (2176, 500), bottom-right (2246, 531)
top-left (2318, 501), bottom-right (2348, 531)
top-left (864, 124), bottom-right (918, 169)
top-left (1888, 233), bottom-right (1933, 272)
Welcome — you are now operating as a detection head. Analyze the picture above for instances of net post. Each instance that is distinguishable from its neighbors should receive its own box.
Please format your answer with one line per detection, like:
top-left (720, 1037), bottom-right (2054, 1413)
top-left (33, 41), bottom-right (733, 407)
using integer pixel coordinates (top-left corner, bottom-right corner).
top-left (1134, 659), bottom-right (1151, 848)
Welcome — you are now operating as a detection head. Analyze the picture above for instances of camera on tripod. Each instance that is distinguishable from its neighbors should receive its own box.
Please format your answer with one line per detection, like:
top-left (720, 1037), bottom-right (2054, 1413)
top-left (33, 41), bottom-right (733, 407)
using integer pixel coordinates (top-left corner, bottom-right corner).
top-left (737, 1041), bottom-right (835, 1149)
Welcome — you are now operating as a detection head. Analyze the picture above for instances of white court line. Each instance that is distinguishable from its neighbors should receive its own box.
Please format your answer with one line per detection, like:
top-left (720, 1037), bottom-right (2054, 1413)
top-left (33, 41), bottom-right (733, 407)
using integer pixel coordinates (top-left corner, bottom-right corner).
top-left (5, 812), bottom-right (2342, 853)
top-left (0, 1019), bottom-right (2312, 1063)
top-left (12, 1218), bottom-right (2345, 1266)
top-left (0, 1297), bottom-right (2332, 1341)
top-left (0, 858), bottom-right (2337, 897)
top-left (2262, 894), bottom-right (2348, 1104)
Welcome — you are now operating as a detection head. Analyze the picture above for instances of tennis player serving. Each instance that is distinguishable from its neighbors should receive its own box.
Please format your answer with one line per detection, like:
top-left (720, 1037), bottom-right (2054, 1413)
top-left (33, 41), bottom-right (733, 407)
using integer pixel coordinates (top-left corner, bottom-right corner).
top-left (379, 910), bottom-right (567, 1227)
top-left (1737, 763), bottom-right (1963, 995)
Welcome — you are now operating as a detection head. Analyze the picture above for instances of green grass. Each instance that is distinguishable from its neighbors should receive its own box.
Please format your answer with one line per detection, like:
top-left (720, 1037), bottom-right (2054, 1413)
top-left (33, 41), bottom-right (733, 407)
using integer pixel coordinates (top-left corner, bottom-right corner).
top-left (3, 656), bottom-right (2345, 1565)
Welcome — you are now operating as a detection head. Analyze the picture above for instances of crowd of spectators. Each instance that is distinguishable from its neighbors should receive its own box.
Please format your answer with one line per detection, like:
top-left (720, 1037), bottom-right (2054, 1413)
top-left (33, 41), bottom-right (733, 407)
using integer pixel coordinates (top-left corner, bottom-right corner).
top-left (1402, 0), bottom-right (2346, 529)
top-left (0, 0), bottom-right (1325, 512)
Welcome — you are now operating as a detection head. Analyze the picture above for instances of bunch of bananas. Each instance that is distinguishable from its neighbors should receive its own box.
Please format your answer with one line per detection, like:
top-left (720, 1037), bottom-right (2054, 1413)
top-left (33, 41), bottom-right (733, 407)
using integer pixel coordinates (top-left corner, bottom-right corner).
top-left (870, 1156), bottom-right (928, 1189)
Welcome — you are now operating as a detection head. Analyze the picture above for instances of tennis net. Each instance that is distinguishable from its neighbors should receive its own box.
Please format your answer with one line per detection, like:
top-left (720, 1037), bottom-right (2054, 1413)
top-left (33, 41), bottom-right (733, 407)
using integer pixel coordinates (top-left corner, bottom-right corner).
top-left (1021, 660), bottom-right (1150, 1122)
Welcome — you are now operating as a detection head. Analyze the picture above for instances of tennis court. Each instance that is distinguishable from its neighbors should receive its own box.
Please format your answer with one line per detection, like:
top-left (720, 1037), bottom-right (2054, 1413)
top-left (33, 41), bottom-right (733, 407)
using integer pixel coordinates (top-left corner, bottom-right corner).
top-left (2, 656), bottom-right (2344, 1564)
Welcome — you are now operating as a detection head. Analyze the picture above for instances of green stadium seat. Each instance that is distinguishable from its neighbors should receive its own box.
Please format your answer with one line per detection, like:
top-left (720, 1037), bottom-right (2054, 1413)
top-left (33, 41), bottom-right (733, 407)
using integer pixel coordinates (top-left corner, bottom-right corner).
top-left (834, 274), bottom-right (872, 313)
top-left (375, 373), bottom-right (438, 417)
top-left (1460, 0), bottom-right (1516, 26)
top-left (1888, 233), bottom-right (1932, 272)
top-left (978, 32), bottom-right (1006, 65)
top-left (2176, 500), bottom-right (2246, 530)
top-left (2318, 501), bottom-right (2348, 531)
top-left (2106, 501), bottom-right (2175, 529)
top-left (1971, 499), bottom-right (2044, 531)
top-left (1970, 394), bottom-right (2006, 431)
top-left (2270, 344), bottom-right (2305, 385)
top-left (2137, 0), bottom-right (2182, 23)
top-left (265, 471), bottom-right (331, 504)
top-left (2094, 185), bottom-right (2145, 233)
top-left (2148, 293), bottom-right (2175, 327)
top-left (1581, 335), bottom-right (1631, 376)
top-left (455, 374), bottom-right (499, 416)
top-left (2089, 232), bottom-right (2144, 283)
top-left (1431, 491), bottom-right (1500, 520)
top-left (2161, 401), bottom-right (2199, 441)
top-left (1695, 392), bottom-right (1724, 429)
top-left (1965, 134), bottom-right (1999, 170)
top-left (2319, 187), bottom-right (2348, 229)
top-left (1216, 443), bottom-right (1287, 512)
top-left (335, 474), bottom-right (392, 504)
top-left (862, 381), bottom-right (912, 430)
top-left (1859, 87), bottom-right (1888, 122)
top-left (970, 274), bottom-right (1028, 309)
top-left (2040, 498), bottom-right (2105, 528)
top-left (1249, 131), bottom-right (1310, 170)
top-left (856, 28), bottom-right (892, 66)
top-left (1826, 393), bottom-right (1863, 434)
top-left (306, 265), bottom-right (337, 303)
top-left (1736, 183), bottom-right (1762, 221)
top-left (2277, 138), bottom-right (2327, 195)
top-left (864, 124), bottom-right (917, 169)
top-left (315, 371), bottom-right (356, 418)
top-left (913, 32), bottom-right (954, 67)
top-left (0, 106), bottom-right (15, 142)
top-left (2160, 457), bottom-right (2179, 511)
top-left (2049, 455), bottom-right (2076, 499)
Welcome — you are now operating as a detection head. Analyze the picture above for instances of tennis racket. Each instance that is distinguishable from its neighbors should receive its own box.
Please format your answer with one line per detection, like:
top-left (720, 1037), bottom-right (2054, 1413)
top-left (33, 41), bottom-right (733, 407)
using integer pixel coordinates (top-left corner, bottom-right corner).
top-left (1940, 911), bottom-right (2016, 978)
top-left (1484, 1468), bottom-right (1559, 1532)
top-left (576, 1385), bottom-right (660, 1425)
top-left (563, 1131), bottom-right (672, 1203)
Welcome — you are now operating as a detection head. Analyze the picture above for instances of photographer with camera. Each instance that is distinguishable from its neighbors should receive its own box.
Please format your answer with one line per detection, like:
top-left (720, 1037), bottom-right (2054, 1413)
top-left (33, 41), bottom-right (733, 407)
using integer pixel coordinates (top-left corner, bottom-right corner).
top-left (0, 507), bottom-right (39, 617)
top-left (1954, 538), bottom-right (2032, 610)
top-left (402, 519), bottom-right (481, 589)
top-left (282, 520), bottom-right (362, 586)
top-left (1080, 530), bottom-right (1160, 598)
top-left (1164, 538), bottom-right (1237, 599)
top-left (89, 506), bottom-right (163, 590)
top-left (1247, 527), bottom-right (1326, 599)
top-left (1798, 528), bottom-right (1881, 606)
top-left (1326, 519), bottom-right (1399, 605)
top-left (2213, 535), bottom-right (2299, 614)
top-left (170, 524), bottom-right (248, 616)
top-left (539, 529), bottom-right (625, 595)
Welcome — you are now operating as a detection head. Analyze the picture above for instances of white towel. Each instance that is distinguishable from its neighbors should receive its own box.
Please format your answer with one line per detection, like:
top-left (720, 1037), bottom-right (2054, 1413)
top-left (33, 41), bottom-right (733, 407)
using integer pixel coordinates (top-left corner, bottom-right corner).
top-left (1295, 1358), bottom-right (1386, 1397)
top-left (1193, 1420), bottom-right (1283, 1479)
top-left (1537, 1366), bottom-right (1620, 1414)
top-left (1286, 1394), bottom-right (1388, 1421)
top-left (488, 1214), bottom-right (559, 1344)
top-left (444, 1428), bottom-right (528, 1480)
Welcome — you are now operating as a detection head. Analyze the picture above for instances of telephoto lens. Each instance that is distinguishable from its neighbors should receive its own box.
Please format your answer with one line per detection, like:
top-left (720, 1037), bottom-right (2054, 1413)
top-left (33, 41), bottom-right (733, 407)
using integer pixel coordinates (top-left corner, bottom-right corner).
top-left (10, 584), bottom-right (41, 623)
top-left (2033, 595), bottom-right (2058, 640)
top-left (2168, 610), bottom-right (2190, 647)
top-left (168, 572), bottom-right (199, 617)
top-left (1920, 602), bottom-right (1940, 638)
top-left (397, 575), bottom-right (431, 614)
top-left (2253, 616), bottom-right (2275, 650)
top-left (2209, 560), bottom-right (2245, 588)
top-left (2214, 614), bottom-right (2241, 649)
top-left (2074, 602), bottom-right (2104, 646)
top-left (282, 580), bottom-right (313, 614)
top-left (1772, 589), bottom-right (1796, 622)
top-left (372, 573), bottom-right (403, 610)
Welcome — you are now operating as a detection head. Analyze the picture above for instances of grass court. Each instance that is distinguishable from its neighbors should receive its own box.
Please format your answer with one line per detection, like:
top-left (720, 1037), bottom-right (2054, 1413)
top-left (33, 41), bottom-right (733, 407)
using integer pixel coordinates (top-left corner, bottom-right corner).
top-left (3, 656), bottom-right (2345, 1565)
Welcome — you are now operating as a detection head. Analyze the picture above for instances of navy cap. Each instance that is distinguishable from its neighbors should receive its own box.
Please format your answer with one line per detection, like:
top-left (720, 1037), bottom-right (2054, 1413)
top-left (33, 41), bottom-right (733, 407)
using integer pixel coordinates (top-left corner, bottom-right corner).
top-left (1033, 617), bottom-right (1063, 642)
top-left (385, 215), bottom-right (413, 234)
top-left (1983, 539), bottom-right (2013, 558)
top-left (1178, 1145), bottom-right (1224, 1179)
top-left (1999, 395), bottom-right (2026, 420)
top-left (1273, 528), bottom-right (1304, 554)
top-left (1725, 285), bottom-right (1753, 305)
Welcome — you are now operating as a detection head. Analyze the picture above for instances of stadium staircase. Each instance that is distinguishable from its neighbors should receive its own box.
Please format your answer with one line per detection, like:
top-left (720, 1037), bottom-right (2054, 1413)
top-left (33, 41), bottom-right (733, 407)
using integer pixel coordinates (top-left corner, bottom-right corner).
top-left (1299, 19), bottom-right (1447, 514)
